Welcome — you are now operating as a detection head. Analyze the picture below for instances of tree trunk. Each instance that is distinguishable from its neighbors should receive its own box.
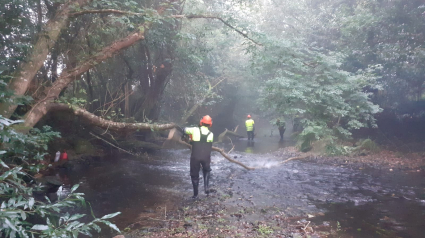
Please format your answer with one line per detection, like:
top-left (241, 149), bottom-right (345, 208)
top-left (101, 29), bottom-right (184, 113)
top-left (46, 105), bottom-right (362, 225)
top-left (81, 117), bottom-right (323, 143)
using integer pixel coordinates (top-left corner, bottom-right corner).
top-left (24, 27), bottom-right (147, 128)
top-left (85, 70), bottom-right (95, 111)
top-left (50, 46), bottom-right (59, 82)
top-left (125, 82), bottom-right (130, 118)
top-left (0, 0), bottom-right (91, 118)
top-left (139, 44), bottom-right (153, 95)
top-left (134, 61), bottom-right (173, 121)
top-left (48, 103), bottom-right (175, 132)
top-left (122, 57), bottom-right (133, 118)
top-left (37, 0), bottom-right (42, 32)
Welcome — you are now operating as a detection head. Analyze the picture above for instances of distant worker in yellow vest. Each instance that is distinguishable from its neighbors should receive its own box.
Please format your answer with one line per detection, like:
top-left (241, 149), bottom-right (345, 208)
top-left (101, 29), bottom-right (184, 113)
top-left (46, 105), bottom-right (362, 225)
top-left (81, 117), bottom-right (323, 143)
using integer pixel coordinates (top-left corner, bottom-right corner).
top-left (184, 115), bottom-right (214, 199)
top-left (245, 115), bottom-right (255, 140)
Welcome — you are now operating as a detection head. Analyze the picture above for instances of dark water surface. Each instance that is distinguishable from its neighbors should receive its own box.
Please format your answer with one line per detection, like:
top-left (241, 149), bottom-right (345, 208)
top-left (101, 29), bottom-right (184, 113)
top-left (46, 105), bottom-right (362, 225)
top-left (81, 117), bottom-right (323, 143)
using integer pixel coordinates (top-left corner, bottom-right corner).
top-left (55, 135), bottom-right (425, 237)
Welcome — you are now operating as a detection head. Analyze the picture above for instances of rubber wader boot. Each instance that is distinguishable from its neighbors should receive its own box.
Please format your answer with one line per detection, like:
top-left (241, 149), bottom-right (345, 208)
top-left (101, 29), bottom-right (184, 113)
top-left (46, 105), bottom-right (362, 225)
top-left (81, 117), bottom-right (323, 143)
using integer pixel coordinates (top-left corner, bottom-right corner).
top-left (203, 171), bottom-right (210, 195)
top-left (191, 178), bottom-right (199, 199)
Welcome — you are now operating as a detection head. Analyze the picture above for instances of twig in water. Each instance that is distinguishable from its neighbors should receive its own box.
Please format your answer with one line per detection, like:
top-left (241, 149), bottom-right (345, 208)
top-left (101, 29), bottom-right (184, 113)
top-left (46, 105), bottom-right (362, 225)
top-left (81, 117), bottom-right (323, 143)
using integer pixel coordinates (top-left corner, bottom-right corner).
top-left (227, 137), bottom-right (235, 154)
top-left (89, 132), bottom-right (137, 156)
top-left (301, 221), bottom-right (311, 234)
top-left (279, 154), bottom-right (311, 164)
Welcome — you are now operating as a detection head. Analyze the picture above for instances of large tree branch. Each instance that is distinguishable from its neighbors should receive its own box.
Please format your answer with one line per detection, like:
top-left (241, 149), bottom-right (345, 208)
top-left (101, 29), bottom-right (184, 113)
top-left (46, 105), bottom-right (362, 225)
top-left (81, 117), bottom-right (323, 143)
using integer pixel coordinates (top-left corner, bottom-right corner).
top-left (70, 10), bottom-right (263, 46)
top-left (69, 9), bottom-right (146, 17)
top-left (23, 6), bottom-right (171, 128)
top-left (24, 26), bottom-right (148, 127)
top-left (70, 10), bottom-right (262, 46)
top-left (172, 14), bottom-right (262, 46)
top-left (0, 0), bottom-right (92, 118)
top-left (49, 103), bottom-right (175, 131)
top-left (179, 78), bottom-right (224, 124)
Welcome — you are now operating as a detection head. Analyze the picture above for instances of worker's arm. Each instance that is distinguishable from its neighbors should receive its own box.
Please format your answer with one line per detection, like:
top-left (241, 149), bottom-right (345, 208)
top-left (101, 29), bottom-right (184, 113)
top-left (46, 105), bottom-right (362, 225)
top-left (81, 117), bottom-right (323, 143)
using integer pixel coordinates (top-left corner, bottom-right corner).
top-left (184, 127), bottom-right (196, 135)
top-left (181, 127), bottom-right (195, 141)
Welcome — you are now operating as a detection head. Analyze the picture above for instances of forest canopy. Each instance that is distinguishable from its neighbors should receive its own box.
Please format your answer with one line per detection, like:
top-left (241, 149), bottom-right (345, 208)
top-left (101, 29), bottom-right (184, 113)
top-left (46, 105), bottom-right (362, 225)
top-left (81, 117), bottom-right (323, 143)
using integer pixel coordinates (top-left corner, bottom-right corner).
top-left (0, 0), bottom-right (424, 146)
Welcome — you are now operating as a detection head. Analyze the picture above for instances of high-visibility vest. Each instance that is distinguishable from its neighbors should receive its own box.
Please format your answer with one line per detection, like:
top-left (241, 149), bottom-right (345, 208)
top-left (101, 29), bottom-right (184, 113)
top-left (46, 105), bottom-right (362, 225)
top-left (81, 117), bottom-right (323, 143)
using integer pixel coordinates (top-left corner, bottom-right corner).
top-left (184, 126), bottom-right (213, 159)
top-left (245, 119), bottom-right (254, 131)
top-left (184, 126), bottom-right (214, 142)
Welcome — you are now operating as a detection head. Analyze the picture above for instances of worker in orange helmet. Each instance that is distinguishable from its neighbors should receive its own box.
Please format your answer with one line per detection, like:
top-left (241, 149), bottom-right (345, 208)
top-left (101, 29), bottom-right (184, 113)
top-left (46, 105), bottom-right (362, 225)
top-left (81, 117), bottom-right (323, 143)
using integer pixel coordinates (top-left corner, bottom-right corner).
top-left (245, 115), bottom-right (255, 140)
top-left (183, 115), bottom-right (214, 199)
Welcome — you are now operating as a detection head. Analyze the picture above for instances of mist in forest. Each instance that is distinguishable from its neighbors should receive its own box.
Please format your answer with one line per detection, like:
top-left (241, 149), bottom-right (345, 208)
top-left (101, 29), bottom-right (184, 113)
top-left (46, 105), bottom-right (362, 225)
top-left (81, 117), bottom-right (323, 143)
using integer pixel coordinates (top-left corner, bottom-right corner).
top-left (1, 0), bottom-right (425, 237)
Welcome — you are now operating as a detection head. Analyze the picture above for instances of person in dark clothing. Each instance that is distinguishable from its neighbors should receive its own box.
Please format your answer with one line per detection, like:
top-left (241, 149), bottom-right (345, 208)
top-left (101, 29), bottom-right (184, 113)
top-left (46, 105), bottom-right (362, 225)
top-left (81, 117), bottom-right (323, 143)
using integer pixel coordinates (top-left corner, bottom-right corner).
top-left (276, 119), bottom-right (286, 141)
top-left (184, 115), bottom-right (214, 199)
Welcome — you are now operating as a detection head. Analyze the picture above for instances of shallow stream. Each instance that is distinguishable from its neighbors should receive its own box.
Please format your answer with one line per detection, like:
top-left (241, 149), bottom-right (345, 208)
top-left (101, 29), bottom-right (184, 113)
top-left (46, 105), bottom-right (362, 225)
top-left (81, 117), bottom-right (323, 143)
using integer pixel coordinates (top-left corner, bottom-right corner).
top-left (55, 136), bottom-right (425, 237)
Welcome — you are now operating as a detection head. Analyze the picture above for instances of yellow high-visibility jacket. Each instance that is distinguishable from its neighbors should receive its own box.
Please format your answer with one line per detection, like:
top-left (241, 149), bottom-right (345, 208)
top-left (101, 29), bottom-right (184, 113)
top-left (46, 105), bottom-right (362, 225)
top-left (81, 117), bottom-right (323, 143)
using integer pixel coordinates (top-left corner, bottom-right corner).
top-left (245, 119), bottom-right (255, 132)
top-left (184, 126), bottom-right (214, 142)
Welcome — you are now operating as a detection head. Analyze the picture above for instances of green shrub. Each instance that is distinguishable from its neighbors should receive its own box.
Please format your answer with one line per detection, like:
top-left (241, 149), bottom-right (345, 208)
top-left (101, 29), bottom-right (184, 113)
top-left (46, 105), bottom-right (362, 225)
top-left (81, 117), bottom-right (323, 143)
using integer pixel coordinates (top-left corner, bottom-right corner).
top-left (357, 139), bottom-right (380, 152)
top-left (0, 116), bottom-right (121, 237)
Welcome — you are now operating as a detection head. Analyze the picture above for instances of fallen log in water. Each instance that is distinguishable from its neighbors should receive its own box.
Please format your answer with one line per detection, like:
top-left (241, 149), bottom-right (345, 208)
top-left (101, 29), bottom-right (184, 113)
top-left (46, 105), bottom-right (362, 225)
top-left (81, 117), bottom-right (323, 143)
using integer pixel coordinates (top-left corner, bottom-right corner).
top-left (217, 126), bottom-right (244, 143)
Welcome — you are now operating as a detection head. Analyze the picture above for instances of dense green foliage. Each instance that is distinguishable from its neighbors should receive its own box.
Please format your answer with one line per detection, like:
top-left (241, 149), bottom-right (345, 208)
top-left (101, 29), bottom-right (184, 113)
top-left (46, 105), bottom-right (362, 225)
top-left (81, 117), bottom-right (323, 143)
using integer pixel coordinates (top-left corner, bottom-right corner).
top-left (0, 116), bottom-right (121, 237)
top-left (254, 40), bottom-right (382, 152)
top-left (239, 0), bottom-right (425, 152)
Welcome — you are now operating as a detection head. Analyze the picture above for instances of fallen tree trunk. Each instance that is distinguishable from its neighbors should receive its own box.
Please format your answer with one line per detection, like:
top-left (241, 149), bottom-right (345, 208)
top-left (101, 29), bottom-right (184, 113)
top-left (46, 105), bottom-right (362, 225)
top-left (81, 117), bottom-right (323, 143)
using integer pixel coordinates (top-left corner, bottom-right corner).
top-left (23, 25), bottom-right (148, 128)
top-left (42, 105), bottom-right (304, 170)
top-left (48, 103), bottom-right (175, 131)
top-left (217, 126), bottom-right (244, 143)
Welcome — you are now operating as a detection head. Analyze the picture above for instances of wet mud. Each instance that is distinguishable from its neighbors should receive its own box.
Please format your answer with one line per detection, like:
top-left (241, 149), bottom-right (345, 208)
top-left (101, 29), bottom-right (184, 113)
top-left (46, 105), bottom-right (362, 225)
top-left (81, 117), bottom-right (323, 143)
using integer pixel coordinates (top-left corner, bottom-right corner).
top-left (55, 136), bottom-right (425, 237)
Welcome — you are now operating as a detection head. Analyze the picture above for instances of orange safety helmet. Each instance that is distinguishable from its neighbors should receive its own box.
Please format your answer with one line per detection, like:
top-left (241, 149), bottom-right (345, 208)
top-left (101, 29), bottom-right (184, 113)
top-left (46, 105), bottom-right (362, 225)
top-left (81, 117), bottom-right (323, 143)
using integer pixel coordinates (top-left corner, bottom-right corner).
top-left (200, 115), bottom-right (212, 127)
top-left (247, 115), bottom-right (251, 118)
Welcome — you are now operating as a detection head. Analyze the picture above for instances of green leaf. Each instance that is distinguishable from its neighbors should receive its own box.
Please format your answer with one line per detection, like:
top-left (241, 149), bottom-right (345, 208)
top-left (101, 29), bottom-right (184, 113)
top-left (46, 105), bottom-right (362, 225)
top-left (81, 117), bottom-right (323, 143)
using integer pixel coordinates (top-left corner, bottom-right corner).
top-left (91, 223), bottom-right (101, 232)
top-left (31, 225), bottom-right (49, 230)
top-left (28, 198), bottom-right (34, 209)
top-left (101, 212), bottom-right (121, 219)
top-left (69, 214), bottom-right (85, 221)
top-left (5, 218), bottom-right (18, 231)
top-left (20, 210), bottom-right (26, 220)
top-left (101, 220), bottom-right (120, 232)
top-left (88, 202), bottom-right (96, 218)
top-left (70, 184), bottom-right (80, 193)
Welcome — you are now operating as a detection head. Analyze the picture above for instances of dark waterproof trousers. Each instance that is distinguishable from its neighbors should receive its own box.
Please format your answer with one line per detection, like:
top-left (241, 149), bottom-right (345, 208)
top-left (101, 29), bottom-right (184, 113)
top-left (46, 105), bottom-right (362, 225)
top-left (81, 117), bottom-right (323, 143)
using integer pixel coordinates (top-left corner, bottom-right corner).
top-left (279, 128), bottom-right (285, 139)
top-left (190, 143), bottom-right (212, 178)
top-left (247, 131), bottom-right (254, 140)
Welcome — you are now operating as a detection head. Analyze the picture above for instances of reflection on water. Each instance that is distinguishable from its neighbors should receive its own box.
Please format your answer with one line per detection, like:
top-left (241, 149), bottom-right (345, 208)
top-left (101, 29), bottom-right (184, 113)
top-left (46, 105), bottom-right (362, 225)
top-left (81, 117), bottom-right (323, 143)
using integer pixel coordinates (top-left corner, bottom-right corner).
top-left (56, 154), bottom-right (190, 231)
top-left (245, 141), bottom-right (254, 153)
